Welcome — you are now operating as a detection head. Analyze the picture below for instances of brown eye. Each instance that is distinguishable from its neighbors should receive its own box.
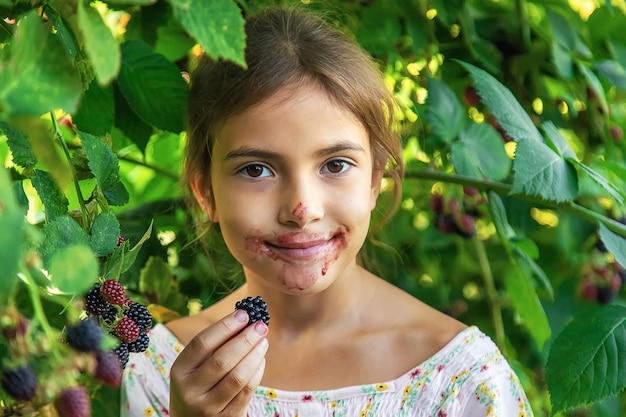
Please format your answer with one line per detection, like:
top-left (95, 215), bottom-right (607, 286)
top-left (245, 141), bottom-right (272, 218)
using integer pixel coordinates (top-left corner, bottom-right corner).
top-left (323, 160), bottom-right (350, 174)
top-left (242, 164), bottom-right (270, 178)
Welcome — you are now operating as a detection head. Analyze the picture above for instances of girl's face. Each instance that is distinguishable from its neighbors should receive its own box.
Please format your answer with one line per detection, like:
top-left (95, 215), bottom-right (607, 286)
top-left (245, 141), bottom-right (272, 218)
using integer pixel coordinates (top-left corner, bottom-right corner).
top-left (204, 85), bottom-right (382, 294)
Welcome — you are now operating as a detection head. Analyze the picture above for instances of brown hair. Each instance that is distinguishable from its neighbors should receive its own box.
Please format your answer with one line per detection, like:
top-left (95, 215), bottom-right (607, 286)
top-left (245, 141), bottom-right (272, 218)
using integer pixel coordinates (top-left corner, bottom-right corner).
top-left (183, 6), bottom-right (404, 239)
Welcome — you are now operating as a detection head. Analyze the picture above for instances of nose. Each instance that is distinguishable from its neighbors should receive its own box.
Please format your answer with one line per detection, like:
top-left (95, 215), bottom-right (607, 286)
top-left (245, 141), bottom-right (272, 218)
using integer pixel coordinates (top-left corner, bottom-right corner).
top-left (277, 177), bottom-right (324, 227)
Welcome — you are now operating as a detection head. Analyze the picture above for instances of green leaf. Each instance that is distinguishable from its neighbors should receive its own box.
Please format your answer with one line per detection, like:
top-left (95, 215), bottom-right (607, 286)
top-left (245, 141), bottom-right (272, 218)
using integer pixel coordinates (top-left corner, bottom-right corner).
top-left (77, 1), bottom-right (120, 85)
top-left (73, 79), bottom-right (115, 136)
top-left (103, 0), bottom-right (157, 4)
top-left (571, 161), bottom-right (625, 205)
top-left (113, 84), bottom-right (152, 153)
top-left (39, 215), bottom-right (91, 268)
top-left (512, 244), bottom-right (554, 300)
top-left (504, 265), bottom-right (551, 350)
top-left (90, 212), bottom-right (121, 257)
top-left (102, 220), bottom-right (152, 279)
top-left (10, 116), bottom-right (71, 191)
top-left (48, 245), bottom-right (98, 295)
top-left (79, 131), bottom-right (120, 190)
top-left (599, 224), bottom-right (626, 269)
top-left (0, 11), bottom-right (82, 116)
top-left (545, 305), bottom-right (626, 415)
top-left (595, 60), bottom-right (626, 89)
top-left (31, 169), bottom-right (69, 220)
top-left (168, 0), bottom-right (246, 67)
top-left (103, 181), bottom-right (129, 206)
top-left (542, 122), bottom-right (577, 160)
top-left (0, 166), bottom-right (24, 293)
top-left (139, 255), bottom-right (174, 303)
top-left (488, 191), bottom-right (515, 239)
top-left (0, 120), bottom-right (37, 167)
top-left (547, 9), bottom-right (577, 50)
top-left (117, 40), bottom-right (188, 132)
top-left (425, 78), bottom-right (465, 143)
top-left (451, 122), bottom-right (511, 181)
top-left (456, 60), bottom-right (543, 143)
top-left (552, 42), bottom-right (574, 79)
top-left (578, 63), bottom-right (609, 115)
top-left (510, 139), bottom-right (578, 202)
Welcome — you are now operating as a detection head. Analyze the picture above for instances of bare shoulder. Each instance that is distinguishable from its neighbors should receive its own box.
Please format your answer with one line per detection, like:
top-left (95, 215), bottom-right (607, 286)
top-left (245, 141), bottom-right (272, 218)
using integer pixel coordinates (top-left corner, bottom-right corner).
top-left (367, 276), bottom-right (468, 364)
top-left (165, 291), bottom-right (242, 346)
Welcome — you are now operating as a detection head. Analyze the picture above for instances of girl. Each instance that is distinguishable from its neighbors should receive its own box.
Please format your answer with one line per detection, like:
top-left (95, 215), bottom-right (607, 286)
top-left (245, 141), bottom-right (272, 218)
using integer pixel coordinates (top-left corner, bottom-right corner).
top-left (122, 6), bottom-right (534, 417)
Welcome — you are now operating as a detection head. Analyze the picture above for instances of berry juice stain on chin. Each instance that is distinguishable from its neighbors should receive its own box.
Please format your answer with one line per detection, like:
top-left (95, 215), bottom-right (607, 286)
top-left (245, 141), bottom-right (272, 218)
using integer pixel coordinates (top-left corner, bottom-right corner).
top-left (292, 202), bottom-right (307, 221)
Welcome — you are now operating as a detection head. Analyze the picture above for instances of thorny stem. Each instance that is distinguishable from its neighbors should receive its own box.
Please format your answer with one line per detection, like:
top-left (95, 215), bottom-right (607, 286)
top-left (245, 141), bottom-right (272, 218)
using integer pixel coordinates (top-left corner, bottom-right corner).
top-left (50, 113), bottom-right (90, 227)
top-left (472, 235), bottom-right (507, 355)
top-left (404, 170), bottom-right (626, 238)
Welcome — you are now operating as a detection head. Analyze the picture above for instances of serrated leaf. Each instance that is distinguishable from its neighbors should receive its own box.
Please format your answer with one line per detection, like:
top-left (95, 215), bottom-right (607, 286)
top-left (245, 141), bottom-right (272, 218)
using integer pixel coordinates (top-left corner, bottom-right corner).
top-left (599, 224), bottom-right (626, 269)
top-left (73, 79), bottom-right (115, 136)
top-left (504, 265), bottom-right (551, 350)
top-left (102, 181), bottom-right (129, 206)
top-left (0, 166), bottom-right (24, 293)
top-left (31, 169), bottom-right (69, 220)
top-left (113, 83), bottom-right (152, 153)
top-left (456, 60), bottom-right (543, 143)
top-left (39, 215), bottom-right (91, 268)
top-left (48, 245), bottom-right (98, 295)
top-left (510, 139), bottom-right (578, 202)
top-left (10, 116), bottom-right (71, 191)
top-left (79, 131), bottom-right (120, 190)
top-left (425, 78), bottom-right (465, 143)
top-left (0, 11), bottom-right (82, 116)
top-left (451, 122), bottom-right (511, 181)
top-left (90, 212), bottom-right (121, 257)
top-left (117, 40), bottom-right (188, 132)
top-left (545, 305), bottom-right (626, 415)
top-left (542, 121), bottom-right (577, 160)
top-left (578, 63), bottom-right (609, 115)
top-left (0, 120), bottom-right (37, 167)
top-left (77, 1), bottom-right (120, 85)
top-left (570, 161), bottom-right (625, 205)
top-left (168, 0), bottom-right (246, 67)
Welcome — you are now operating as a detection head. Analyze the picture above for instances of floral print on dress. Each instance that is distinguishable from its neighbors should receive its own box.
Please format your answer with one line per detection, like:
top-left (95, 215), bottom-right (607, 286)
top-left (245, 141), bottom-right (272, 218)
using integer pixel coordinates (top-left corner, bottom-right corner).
top-left (122, 324), bottom-right (535, 417)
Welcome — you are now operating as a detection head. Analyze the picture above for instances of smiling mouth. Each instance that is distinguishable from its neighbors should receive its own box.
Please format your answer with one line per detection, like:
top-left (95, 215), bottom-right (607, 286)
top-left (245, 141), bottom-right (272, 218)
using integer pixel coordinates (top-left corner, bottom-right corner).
top-left (245, 228), bottom-right (347, 262)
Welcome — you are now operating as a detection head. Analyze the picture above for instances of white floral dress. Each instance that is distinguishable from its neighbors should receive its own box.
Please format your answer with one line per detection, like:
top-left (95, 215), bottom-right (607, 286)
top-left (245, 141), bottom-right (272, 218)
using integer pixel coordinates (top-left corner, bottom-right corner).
top-left (121, 324), bottom-right (534, 417)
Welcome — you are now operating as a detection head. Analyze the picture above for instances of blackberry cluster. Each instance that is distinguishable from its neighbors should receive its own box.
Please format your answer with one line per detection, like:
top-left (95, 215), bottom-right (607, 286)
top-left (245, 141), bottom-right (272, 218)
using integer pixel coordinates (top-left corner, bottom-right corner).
top-left (81, 280), bottom-right (153, 368)
top-left (431, 190), bottom-right (483, 239)
top-left (235, 296), bottom-right (270, 327)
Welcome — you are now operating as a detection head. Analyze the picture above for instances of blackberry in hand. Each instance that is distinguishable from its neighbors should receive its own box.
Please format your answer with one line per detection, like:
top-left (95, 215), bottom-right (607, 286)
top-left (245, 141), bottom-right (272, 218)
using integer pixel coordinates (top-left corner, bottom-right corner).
top-left (235, 296), bottom-right (270, 327)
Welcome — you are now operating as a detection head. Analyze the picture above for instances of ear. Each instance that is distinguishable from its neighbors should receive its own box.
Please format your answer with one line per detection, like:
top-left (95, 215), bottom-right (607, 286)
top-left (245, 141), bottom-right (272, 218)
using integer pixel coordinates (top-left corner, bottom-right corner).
top-left (190, 175), bottom-right (219, 222)
top-left (370, 167), bottom-right (384, 211)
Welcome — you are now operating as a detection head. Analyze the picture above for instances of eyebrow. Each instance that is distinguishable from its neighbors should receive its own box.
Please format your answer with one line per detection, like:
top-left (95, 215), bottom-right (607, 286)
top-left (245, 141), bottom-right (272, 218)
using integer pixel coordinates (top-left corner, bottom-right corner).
top-left (223, 141), bottom-right (366, 161)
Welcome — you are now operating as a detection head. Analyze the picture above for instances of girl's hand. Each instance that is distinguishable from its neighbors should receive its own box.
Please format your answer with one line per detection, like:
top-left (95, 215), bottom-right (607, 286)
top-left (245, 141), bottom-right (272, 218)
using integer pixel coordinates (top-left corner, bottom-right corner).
top-left (170, 310), bottom-right (269, 417)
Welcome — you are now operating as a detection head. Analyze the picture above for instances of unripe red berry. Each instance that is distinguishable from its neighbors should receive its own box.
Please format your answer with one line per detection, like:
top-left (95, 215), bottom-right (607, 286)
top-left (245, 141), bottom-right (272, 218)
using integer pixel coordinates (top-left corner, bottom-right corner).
top-left (115, 317), bottom-right (140, 343)
top-left (101, 279), bottom-right (126, 306)
top-left (609, 125), bottom-right (623, 143)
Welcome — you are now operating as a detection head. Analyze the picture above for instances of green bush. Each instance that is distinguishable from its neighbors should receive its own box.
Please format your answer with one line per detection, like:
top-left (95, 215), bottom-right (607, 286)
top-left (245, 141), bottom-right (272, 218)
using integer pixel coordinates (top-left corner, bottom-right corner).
top-left (1, 0), bottom-right (625, 416)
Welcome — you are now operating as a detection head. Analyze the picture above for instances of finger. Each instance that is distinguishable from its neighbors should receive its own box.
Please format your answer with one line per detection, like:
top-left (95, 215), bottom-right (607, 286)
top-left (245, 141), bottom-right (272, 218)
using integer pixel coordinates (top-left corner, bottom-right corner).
top-left (203, 336), bottom-right (269, 413)
top-left (224, 354), bottom-right (267, 414)
top-left (174, 310), bottom-right (250, 371)
top-left (186, 321), bottom-right (268, 393)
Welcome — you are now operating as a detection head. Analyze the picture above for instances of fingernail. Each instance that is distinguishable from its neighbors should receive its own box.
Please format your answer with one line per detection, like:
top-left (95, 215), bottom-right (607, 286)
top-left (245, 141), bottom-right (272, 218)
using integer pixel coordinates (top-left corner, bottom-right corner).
top-left (254, 321), bottom-right (268, 335)
top-left (235, 310), bottom-right (248, 322)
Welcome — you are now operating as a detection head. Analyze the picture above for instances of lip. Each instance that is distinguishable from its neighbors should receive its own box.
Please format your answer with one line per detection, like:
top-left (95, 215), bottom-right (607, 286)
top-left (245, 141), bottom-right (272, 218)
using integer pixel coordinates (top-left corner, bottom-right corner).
top-left (266, 234), bottom-right (335, 260)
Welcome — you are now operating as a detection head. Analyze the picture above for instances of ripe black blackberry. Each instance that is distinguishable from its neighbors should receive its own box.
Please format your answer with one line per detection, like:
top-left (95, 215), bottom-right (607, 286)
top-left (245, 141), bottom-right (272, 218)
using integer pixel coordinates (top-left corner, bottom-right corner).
top-left (84, 283), bottom-right (111, 316)
top-left (125, 302), bottom-right (153, 332)
top-left (65, 318), bottom-right (103, 352)
top-left (235, 296), bottom-right (270, 327)
top-left (113, 343), bottom-right (130, 369)
top-left (1, 364), bottom-right (37, 401)
top-left (127, 332), bottom-right (150, 353)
